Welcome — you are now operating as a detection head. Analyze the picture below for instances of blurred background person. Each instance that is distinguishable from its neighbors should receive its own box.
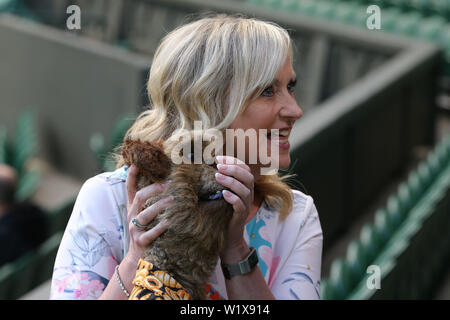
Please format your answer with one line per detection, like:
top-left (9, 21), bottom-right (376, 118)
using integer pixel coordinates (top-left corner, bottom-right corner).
top-left (0, 164), bottom-right (47, 267)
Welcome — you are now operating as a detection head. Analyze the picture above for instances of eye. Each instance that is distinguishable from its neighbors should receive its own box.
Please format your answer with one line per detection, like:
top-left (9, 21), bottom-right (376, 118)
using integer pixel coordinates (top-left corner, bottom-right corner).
top-left (287, 79), bottom-right (297, 94)
top-left (261, 85), bottom-right (275, 97)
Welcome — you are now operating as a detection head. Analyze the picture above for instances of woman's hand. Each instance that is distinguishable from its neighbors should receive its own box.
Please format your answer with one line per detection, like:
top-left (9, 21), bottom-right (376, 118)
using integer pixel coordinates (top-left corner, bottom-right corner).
top-left (99, 165), bottom-right (173, 299)
top-left (215, 155), bottom-right (255, 263)
top-left (123, 164), bottom-right (173, 266)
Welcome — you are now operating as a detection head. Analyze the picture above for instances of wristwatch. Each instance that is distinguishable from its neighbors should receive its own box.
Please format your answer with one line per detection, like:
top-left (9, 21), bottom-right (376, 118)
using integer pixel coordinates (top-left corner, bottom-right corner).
top-left (221, 247), bottom-right (259, 280)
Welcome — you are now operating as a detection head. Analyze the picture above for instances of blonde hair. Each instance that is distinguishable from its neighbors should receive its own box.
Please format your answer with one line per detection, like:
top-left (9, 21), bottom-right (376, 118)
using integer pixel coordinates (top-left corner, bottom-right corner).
top-left (115, 13), bottom-right (296, 220)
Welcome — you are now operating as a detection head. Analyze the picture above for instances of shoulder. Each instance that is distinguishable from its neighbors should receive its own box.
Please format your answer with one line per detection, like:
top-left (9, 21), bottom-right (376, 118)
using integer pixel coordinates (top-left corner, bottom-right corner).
top-left (51, 167), bottom-right (130, 294)
top-left (80, 166), bottom-right (128, 192)
top-left (285, 189), bottom-right (319, 228)
top-left (76, 166), bottom-right (128, 206)
top-left (66, 166), bottom-right (129, 247)
top-left (268, 190), bottom-right (323, 300)
top-left (260, 189), bottom-right (318, 230)
top-left (69, 167), bottom-right (129, 244)
top-left (273, 189), bottom-right (322, 246)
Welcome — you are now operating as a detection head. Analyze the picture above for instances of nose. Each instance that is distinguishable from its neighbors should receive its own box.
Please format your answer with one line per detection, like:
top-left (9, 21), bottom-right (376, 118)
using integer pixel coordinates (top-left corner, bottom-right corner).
top-left (279, 91), bottom-right (303, 121)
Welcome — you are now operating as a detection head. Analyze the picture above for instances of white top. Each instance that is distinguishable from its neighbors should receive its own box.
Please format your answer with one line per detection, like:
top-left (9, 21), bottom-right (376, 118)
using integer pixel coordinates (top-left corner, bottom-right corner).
top-left (49, 166), bottom-right (323, 300)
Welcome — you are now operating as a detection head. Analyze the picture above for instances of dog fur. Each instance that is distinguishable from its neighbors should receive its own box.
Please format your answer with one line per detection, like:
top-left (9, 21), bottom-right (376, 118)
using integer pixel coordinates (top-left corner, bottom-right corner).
top-left (121, 136), bottom-right (234, 299)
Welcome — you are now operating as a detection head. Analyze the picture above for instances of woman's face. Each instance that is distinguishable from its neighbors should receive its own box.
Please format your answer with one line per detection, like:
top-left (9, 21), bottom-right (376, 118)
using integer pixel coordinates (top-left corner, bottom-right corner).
top-left (227, 55), bottom-right (303, 178)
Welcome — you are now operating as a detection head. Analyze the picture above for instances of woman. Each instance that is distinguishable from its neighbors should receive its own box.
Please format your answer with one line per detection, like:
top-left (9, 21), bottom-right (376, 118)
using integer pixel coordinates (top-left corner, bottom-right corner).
top-left (50, 14), bottom-right (323, 300)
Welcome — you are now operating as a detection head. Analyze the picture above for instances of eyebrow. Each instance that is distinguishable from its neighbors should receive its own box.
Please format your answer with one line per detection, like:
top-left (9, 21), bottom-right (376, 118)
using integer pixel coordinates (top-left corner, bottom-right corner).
top-left (273, 75), bottom-right (297, 86)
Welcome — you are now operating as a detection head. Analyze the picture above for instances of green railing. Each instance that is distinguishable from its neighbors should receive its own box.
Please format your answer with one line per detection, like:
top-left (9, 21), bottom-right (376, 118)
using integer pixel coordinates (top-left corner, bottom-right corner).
top-left (0, 196), bottom-right (75, 300)
top-left (0, 0), bottom-right (38, 21)
top-left (330, 0), bottom-right (450, 20)
top-left (321, 133), bottom-right (450, 299)
top-left (0, 232), bottom-right (64, 300)
top-left (246, 0), bottom-right (450, 77)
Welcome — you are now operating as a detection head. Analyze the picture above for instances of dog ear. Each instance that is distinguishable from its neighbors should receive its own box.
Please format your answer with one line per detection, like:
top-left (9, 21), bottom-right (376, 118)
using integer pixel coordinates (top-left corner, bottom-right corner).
top-left (121, 139), bottom-right (171, 182)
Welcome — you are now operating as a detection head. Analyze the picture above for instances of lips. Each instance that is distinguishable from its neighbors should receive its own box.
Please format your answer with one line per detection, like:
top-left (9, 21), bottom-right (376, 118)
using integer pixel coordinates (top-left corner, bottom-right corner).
top-left (266, 127), bottom-right (291, 149)
top-left (266, 127), bottom-right (291, 141)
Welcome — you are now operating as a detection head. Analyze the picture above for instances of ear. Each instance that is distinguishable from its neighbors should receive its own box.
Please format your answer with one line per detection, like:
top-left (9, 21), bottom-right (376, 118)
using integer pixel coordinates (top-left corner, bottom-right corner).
top-left (121, 139), bottom-right (171, 182)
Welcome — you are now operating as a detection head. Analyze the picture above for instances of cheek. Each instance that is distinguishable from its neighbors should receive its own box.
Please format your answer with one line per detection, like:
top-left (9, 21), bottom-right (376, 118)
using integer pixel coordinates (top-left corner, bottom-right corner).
top-left (234, 115), bottom-right (274, 134)
top-left (232, 101), bottom-right (275, 130)
top-left (226, 103), bottom-right (277, 161)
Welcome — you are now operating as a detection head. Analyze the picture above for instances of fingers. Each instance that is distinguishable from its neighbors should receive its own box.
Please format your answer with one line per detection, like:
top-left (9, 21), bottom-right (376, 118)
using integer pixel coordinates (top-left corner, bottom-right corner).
top-left (136, 195), bottom-right (174, 226)
top-left (215, 171), bottom-right (252, 202)
top-left (216, 155), bottom-right (251, 173)
top-left (135, 220), bottom-right (169, 247)
top-left (126, 165), bottom-right (138, 207)
top-left (127, 180), bottom-right (169, 221)
top-left (215, 158), bottom-right (255, 222)
top-left (216, 163), bottom-right (254, 189)
top-left (215, 160), bottom-right (254, 205)
top-left (222, 189), bottom-right (247, 215)
top-left (128, 191), bottom-right (172, 249)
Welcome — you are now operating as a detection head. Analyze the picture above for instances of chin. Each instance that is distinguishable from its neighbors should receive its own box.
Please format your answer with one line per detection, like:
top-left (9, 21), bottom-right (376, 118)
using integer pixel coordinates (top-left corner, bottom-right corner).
top-left (278, 162), bottom-right (290, 171)
top-left (278, 155), bottom-right (291, 170)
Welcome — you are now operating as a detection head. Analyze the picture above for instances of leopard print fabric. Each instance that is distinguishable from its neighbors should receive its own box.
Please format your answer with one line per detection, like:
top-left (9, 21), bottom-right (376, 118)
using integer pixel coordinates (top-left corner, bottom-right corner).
top-left (129, 259), bottom-right (192, 300)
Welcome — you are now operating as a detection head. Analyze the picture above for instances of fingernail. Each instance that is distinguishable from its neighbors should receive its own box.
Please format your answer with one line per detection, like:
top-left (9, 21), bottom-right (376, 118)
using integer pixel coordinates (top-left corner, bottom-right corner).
top-left (217, 164), bottom-right (226, 171)
top-left (215, 172), bottom-right (224, 180)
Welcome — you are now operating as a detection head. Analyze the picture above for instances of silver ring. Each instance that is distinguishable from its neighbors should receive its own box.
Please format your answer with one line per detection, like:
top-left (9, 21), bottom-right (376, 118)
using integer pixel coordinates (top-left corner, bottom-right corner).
top-left (131, 218), bottom-right (148, 231)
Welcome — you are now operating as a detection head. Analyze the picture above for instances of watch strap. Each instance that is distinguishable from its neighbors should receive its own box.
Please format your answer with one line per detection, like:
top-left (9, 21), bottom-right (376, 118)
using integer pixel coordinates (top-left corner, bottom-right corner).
top-left (221, 247), bottom-right (259, 280)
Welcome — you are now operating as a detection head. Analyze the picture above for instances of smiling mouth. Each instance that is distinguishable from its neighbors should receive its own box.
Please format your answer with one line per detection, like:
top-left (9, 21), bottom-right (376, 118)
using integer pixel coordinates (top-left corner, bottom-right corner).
top-left (266, 129), bottom-right (290, 144)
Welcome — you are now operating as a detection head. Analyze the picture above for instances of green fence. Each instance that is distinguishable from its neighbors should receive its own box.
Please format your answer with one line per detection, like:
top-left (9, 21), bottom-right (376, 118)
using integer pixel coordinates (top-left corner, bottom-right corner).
top-left (326, 0), bottom-right (450, 21)
top-left (321, 133), bottom-right (450, 299)
top-left (0, 197), bottom-right (75, 300)
top-left (245, 0), bottom-right (450, 78)
top-left (0, 232), bottom-right (64, 299)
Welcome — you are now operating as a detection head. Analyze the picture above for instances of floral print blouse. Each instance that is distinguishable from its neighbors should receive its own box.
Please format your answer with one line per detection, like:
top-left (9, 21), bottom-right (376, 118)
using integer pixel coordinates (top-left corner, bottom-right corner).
top-left (49, 166), bottom-right (323, 300)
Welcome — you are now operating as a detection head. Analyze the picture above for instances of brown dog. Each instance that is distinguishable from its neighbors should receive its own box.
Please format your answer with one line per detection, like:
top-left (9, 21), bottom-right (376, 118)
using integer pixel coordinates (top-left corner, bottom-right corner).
top-left (121, 135), bottom-right (233, 300)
